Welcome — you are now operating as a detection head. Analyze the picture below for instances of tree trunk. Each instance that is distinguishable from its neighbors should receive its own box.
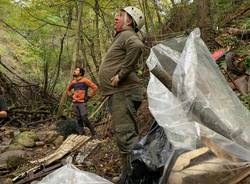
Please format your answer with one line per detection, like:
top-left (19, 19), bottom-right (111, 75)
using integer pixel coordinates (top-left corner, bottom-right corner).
top-left (94, 0), bottom-right (102, 71)
top-left (139, 0), bottom-right (149, 33)
top-left (57, 2), bottom-right (83, 117)
top-left (154, 0), bottom-right (162, 31)
top-left (197, 0), bottom-right (212, 40)
top-left (43, 51), bottom-right (49, 97)
top-left (81, 39), bottom-right (98, 84)
top-left (144, 0), bottom-right (154, 31)
top-left (76, 0), bottom-right (83, 67)
top-left (50, 6), bottom-right (73, 94)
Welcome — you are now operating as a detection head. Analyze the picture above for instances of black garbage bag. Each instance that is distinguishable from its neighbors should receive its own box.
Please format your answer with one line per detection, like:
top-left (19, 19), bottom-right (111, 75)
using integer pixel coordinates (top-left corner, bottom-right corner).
top-left (123, 121), bottom-right (175, 184)
top-left (56, 116), bottom-right (80, 138)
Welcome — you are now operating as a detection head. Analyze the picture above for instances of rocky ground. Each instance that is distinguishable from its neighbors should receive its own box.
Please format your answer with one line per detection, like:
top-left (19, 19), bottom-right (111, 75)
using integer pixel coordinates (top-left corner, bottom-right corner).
top-left (0, 99), bottom-right (152, 183)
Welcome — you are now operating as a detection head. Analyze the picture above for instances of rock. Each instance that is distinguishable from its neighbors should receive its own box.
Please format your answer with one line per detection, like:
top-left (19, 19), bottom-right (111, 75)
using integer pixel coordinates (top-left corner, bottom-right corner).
top-left (82, 160), bottom-right (93, 167)
top-left (6, 155), bottom-right (27, 169)
top-left (43, 131), bottom-right (60, 144)
top-left (35, 141), bottom-right (45, 147)
top-left (53, 135), bottom-right (64, 147)
top-left (112, 176), bottom-right (121, 183)
top-left (1, 178), bottom-right (13, 184)
top-left (7, 143), bottom-right (25, 151)
top-left (0, 150), bottom-right (26, 169)
top-left (56, 118), bottom-right (80, 138)
top-left (11, 131), bottom-right (39, 148)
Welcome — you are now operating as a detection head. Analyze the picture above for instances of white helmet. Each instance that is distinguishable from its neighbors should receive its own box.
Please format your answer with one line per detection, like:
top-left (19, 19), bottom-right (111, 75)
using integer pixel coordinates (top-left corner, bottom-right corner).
top-left (123, 6), bottom-right (144, 30)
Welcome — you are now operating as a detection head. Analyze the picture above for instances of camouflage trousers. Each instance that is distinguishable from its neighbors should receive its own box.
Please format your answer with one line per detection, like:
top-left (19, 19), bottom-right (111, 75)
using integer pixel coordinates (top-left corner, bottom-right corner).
top-left (108, 87), bottom-right (144, 157)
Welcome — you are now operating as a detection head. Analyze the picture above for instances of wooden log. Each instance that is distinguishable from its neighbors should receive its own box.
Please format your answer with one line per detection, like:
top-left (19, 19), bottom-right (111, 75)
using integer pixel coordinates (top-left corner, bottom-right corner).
top-left (169, 157), bottom-right (246, 184)
top-left (227, 28), bottom-right (250, 37)
top-left (172, 147), bottom-right (209, 171)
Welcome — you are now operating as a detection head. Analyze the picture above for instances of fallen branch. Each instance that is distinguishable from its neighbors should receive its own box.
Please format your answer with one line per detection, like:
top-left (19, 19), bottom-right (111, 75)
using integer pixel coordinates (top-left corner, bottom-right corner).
top-left (227, 27), bottom-right (250, 40)
top-left (14, 162), bottom-right (63, 184)
top-left (222, 6), bottom-right (250, 26)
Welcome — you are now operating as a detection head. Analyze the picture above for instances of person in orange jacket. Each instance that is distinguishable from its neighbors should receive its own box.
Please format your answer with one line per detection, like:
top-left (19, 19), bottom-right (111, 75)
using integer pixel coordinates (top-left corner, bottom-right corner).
top-left (0, 88), bottom-right (7, 119)
top-left (67, 67), bottom-right (98, 136)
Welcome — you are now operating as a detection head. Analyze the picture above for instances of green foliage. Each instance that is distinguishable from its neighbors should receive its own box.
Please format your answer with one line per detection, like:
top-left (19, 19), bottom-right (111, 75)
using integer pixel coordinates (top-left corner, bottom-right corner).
top-left (244, 56), bottom-right (250, 69)
top-left (246, 20), bottom-right (250, 29)
top-left (62, 99), bottom-right (73, 117)
top-left (240, 93), bottom-right (250, 110)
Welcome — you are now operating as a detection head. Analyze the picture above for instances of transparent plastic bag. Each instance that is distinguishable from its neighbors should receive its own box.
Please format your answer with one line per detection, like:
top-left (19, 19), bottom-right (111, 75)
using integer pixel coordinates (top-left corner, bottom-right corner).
top-left (33, 164), bottom-right (113, 184)
top-left (147, 28), bottom-right (250, 161)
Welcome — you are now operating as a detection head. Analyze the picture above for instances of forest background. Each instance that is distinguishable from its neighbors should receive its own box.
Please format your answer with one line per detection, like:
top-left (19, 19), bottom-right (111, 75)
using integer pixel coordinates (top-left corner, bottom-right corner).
top-left (0, 0), bottom-right (250, 116)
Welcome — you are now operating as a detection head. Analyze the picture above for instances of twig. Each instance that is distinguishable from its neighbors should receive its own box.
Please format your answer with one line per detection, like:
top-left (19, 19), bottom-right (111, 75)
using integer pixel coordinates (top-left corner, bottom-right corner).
top-left (25, 10), bottom-right (73, 30)
top-left (27, 117), bottom-right (54, 126)
top-left (10, 110), bottom-right (50, 114)
top-left (89, 96), bottom-right (109, 120)
top-left (223, 69), bottom-right (245, 96)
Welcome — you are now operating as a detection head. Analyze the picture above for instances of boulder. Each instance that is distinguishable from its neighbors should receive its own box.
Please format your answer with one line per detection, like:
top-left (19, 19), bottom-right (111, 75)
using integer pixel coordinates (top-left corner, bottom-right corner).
top-left (53, 135), bottom-right (64, 147)
top-left (7, 143), bottom-right (25, 151)
top-left (0, 150), bottom-right (26, 169)
top-left (11, 131), bottom-right (39, 148)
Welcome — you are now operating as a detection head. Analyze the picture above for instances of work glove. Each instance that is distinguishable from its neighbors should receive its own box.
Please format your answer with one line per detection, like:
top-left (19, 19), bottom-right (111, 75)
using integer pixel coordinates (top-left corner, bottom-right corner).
top-left (111, 74), bottom-right (120, 87)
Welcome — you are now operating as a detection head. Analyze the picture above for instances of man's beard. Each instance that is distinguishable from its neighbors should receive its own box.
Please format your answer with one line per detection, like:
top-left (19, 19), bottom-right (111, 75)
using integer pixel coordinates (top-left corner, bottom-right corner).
top-left (73, 73), bottom-right (78, 77)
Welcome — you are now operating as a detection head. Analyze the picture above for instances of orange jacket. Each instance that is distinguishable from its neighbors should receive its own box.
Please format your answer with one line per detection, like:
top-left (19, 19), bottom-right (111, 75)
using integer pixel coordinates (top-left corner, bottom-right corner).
top-left (67, 77), bottom-right (97, 103)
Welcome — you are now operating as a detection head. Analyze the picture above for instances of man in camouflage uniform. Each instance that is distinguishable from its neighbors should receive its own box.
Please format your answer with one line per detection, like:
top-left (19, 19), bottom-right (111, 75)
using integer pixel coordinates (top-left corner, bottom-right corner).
top-left (98, 6), bottom-right (145, 178)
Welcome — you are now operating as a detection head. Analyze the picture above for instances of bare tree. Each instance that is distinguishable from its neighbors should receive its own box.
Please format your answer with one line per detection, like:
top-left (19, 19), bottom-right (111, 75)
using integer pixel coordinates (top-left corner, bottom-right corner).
top-left (153, 0), bottom-right (163, 30)
top-left (197, 0), bottom-right (212, 40)
top-left (94, 0), bottom-right (102, 70)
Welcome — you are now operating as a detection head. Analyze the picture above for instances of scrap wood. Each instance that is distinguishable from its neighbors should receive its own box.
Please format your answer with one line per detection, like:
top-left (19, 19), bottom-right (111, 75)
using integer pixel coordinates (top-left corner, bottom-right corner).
top-left (214, 33), bottom-right (231, 47)
top-left (13, 136), bottom-right (95, 183)
top-left (31, 134), bottom-right (90, 166)
top-left (172, 147), bottom-right (209, 171)
top-left (14, 162), bottom-right (63, 184)
top-left (75, 139), bottom-right (102, 164)
top-left (12, 165), bottom-right (42, 182)
top-left (169, 158), bottom-right (246, 184)
top-left (226, 166), bottom-right (250, 184)
top-left (202, 136), bottom-right (241, 162)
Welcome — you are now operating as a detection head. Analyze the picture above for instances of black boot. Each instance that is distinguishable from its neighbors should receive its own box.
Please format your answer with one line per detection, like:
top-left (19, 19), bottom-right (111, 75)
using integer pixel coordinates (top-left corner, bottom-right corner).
top-left (83, 116), bottom-right (96, 136)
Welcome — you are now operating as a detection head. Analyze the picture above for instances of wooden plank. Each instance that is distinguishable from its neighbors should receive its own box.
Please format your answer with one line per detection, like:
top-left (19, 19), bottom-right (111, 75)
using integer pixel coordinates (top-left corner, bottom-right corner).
top-left (202, 136), bottom-right (240, 162)
top-left (172, 147), bottom-right (209, 171)
top-left (227, 167), bottom-right (250, 184)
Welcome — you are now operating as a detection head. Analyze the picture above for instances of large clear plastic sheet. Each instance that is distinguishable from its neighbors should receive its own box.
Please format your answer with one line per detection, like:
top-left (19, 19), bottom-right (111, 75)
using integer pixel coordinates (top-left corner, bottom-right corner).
top-left (32, 164), bottom-right (113, 184)
top-left (146, 28), bottom-right (250, 162)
